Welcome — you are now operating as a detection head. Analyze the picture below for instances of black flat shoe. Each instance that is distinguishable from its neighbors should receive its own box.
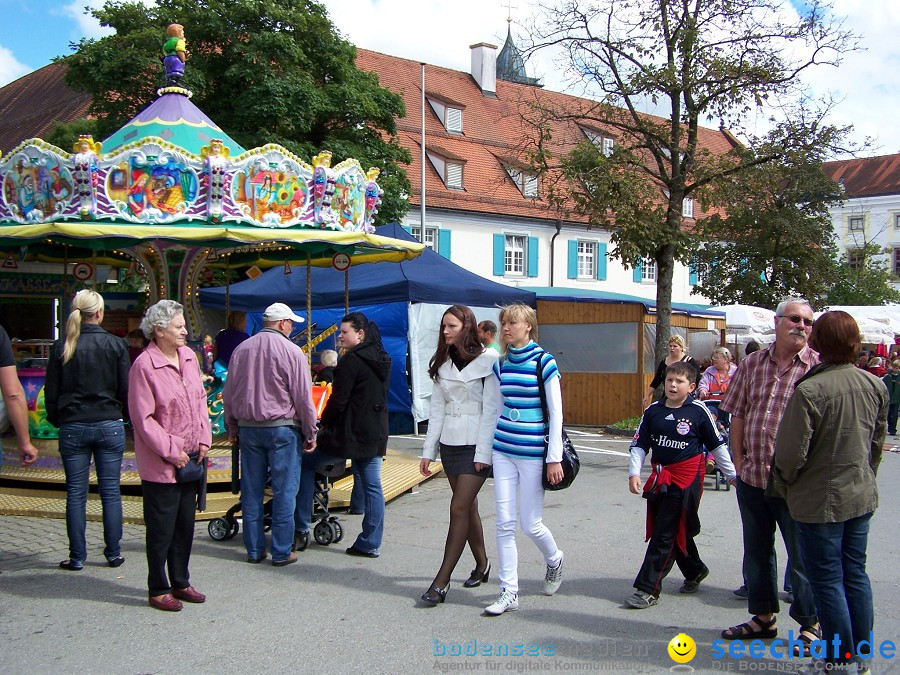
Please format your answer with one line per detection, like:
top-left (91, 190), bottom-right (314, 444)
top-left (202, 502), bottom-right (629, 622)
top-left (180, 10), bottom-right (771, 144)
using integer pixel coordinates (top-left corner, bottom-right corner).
top-left (421, 583), bottom-right (449, 605)
top-left (59, 559), bottom-right (83, 571)
top-left (463, 562), bottom-right (491, 588)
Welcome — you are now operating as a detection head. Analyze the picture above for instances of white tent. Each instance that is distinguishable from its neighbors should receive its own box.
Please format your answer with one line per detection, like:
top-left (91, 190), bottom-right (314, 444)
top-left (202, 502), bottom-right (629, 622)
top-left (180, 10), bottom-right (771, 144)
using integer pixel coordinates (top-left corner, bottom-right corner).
top-left (820, 305), bottom-right (900, 340)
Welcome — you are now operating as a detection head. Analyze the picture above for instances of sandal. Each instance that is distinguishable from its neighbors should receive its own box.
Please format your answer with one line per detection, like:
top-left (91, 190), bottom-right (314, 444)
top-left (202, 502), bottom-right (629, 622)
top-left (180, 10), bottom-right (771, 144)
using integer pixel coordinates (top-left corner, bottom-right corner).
top-left (792, 625), bottom-right (822, 657)
top-left (721, 615), bottom-right (777, 639)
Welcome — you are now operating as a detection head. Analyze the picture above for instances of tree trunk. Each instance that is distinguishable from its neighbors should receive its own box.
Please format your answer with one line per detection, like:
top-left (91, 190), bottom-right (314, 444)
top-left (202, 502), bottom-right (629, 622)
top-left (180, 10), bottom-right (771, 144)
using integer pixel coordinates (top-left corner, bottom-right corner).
top-left (653, 241), bottom-right (677, 385)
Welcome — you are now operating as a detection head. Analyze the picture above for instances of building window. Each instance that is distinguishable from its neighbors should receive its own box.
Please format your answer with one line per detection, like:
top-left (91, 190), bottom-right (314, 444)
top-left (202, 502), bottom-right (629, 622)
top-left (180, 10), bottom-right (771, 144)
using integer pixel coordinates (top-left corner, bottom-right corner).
top-left (602, 137), bottom-right (614, 157)
top-left (446, 162), bottom-right (463, 189)
top-left (849, 216), bottom-right (864, 232)
top-left (848, 249), bottom-right (864, 269)
top-left (446, 107), bottom-right (463, 133)
top-left (505, 235), bottom-right (526, 275)
top-left (410, 226), bottom-right (439, 250)
top-left (577, 241), bottom-right (596, 278)
top-left (506, 167), bottom-right (539, 198)
top-left (894, 248), bottom-right (900, 276)
top-left (894, 214), bottom-right (900, 229)
top-left (642, 257), bottom-right (657, 283)
top-left (682, 198), bottom-right (694, 218)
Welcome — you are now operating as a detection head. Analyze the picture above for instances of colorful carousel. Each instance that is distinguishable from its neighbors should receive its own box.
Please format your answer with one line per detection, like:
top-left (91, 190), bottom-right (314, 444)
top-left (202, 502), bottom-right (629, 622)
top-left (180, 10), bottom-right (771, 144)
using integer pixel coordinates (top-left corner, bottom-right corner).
top-left (0, 50), bottom-right (429, 522)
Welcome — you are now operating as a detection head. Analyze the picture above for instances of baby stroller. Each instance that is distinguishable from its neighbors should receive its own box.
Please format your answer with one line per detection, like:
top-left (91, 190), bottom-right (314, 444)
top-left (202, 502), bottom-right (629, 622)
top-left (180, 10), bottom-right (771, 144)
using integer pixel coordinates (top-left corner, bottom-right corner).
top-left (207, 385), bottom-right (342, 543)
top-left (702, 399), bottom-right (731, 492)
top-left (294, 455), bottom-right (346, 549)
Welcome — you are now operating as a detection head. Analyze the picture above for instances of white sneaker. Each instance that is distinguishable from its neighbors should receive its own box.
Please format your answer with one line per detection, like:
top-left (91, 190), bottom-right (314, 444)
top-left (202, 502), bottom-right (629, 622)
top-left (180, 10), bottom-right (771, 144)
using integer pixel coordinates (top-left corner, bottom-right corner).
top-left (543, 550), bottom-right (564, 596)
top-left (485, 588), bottom-right (519, 615)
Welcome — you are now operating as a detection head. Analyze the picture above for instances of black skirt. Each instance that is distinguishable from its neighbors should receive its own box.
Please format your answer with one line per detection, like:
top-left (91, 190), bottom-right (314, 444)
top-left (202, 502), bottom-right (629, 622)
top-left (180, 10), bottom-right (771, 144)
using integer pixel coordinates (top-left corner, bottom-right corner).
top-left (439, 443), bottom-right (491, 478)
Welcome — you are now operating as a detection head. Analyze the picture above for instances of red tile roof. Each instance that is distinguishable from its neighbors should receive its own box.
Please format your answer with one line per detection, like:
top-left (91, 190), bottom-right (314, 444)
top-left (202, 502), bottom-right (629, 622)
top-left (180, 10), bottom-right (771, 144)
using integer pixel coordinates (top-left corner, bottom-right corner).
top-left (823, 154), bottom-right (900, 199)
top-left (0, 63), bottom-right (91, 154)
top-left (355, 48), bottom-right (739, 226)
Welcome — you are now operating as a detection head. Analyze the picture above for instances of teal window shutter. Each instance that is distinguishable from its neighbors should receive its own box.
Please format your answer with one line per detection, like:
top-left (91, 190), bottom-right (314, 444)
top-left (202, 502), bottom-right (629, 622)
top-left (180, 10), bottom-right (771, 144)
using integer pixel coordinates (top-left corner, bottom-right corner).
top-left (633, 261), bottom-right (642, 283)
top-left (402, 225), bottom-right (413, 235)
top-left (596, 243), bottom-right (608, 281)
top-left (527, 236), bottom-right (539, 277)
top-left (689, 258), bottom-right (698, 286)
top-left (493, 234), bottom-right (506, 276)
top-left (438, 229), bottom-right (451, 259)
top-left (567, 241), bottom-right (578, 279)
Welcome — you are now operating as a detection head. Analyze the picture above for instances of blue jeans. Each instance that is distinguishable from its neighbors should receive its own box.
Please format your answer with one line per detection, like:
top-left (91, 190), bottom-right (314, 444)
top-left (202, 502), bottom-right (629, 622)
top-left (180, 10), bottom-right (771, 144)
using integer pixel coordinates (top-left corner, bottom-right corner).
top-left (58, 420), bottom-right (125, 563)
top-left (239, 426), bottom-right (301, 562)
top-left (349, 461), bottom-right (365, 513)
top-left (798, 513), bottom-right (874, 667)
top-left (293, 447), bottom-right (344, 533)
top-left (351, 456), bottom-right (385, 554)
top-left (735, 478), bottom-right (817, 626)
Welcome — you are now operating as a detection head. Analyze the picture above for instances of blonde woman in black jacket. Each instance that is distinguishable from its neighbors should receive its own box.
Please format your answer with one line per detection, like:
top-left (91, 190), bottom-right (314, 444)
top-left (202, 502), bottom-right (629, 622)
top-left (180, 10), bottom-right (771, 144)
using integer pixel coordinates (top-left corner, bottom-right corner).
top-left (45, 290), bottom-right (130, 571)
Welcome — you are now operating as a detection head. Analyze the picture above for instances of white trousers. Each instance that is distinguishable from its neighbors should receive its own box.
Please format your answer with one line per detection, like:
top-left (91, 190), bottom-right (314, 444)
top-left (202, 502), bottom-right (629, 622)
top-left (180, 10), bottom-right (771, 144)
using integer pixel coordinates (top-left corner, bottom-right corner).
top-left (493, 452), bottom-right (561, 594)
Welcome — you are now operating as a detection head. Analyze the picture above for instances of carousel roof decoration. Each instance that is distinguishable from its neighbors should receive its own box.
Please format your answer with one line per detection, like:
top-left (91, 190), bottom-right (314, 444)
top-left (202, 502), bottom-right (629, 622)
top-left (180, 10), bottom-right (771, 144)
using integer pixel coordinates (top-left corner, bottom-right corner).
top-left (0, 23), bottom-right (409, 260)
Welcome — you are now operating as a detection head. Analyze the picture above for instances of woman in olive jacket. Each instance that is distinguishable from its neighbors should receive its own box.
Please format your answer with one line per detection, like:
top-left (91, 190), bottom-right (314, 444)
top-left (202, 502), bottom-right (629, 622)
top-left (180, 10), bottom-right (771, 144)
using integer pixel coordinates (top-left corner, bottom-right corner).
top-left (773, 311), bottom-right (887, 672)
top-left (320, 312), bottom-right (391, 557)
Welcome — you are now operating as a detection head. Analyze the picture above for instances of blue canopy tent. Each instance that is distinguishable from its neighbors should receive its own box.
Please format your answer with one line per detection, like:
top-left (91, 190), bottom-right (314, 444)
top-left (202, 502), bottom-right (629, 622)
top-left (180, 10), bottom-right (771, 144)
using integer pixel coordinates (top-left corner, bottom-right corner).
top-left (199, 224), bottom-right (536, 431)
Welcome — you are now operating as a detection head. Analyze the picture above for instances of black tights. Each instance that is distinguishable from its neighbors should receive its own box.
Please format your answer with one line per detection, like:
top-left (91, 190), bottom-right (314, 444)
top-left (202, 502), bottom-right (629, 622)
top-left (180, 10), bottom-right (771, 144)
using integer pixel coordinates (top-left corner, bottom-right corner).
top-left (431, 473), bottom-right (489, 589)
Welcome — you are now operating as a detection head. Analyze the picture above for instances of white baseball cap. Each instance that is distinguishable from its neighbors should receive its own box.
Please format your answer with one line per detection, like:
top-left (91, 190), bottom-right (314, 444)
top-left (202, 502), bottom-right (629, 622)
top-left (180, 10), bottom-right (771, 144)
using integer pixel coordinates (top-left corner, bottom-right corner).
top-left (263, 302), bottom-right (305, 323)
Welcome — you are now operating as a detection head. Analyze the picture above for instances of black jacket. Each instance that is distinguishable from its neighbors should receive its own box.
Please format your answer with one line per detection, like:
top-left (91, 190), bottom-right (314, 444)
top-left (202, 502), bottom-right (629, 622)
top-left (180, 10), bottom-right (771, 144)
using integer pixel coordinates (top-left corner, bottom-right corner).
top-left (45, 324), bottom-right (130, 427)
top-left (320, 341), bottom-right (391, 460)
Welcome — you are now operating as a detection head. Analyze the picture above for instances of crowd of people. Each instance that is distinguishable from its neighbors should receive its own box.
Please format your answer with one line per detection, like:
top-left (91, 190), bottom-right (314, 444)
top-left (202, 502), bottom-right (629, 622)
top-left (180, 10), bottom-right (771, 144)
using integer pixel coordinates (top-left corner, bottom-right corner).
top-left (628, 298), bottom-right (884, 674)
top-left (0, 292), bottom-right (885, 668)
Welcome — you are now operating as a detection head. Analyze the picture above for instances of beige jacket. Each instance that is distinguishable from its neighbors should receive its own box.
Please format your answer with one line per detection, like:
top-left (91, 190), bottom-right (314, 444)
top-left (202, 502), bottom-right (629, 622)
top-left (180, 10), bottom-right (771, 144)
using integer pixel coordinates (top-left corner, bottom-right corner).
top-left (421, 349), bottom-right (501, 465)
top-left (773, 363), bottom-right (887, 523)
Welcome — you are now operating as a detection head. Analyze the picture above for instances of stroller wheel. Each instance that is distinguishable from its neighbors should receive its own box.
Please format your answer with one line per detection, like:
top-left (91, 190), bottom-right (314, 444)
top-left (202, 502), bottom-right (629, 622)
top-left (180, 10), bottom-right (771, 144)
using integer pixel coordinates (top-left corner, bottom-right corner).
top-left (208, 517), bottom-right (231, 541)
top-left (226, 519), bottom-right (240, 539)
top-left (330, 519), bottom-right (344, 543)
top-left (314, 520), bottom-right (335, 545)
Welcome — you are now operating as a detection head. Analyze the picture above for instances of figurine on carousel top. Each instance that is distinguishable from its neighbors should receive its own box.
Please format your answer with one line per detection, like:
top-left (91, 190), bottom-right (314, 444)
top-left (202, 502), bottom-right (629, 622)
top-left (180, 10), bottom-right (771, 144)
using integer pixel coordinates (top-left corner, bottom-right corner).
top-left (163, 23), bottom-right (187, 86)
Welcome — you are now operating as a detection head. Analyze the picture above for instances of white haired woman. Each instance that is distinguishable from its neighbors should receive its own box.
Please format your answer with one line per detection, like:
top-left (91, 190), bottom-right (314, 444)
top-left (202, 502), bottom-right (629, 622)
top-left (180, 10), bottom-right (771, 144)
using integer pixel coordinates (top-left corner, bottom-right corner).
top-left (129, 300), bottom-right (211, 612)
top-left (45, 289), bottom-right (130, 571)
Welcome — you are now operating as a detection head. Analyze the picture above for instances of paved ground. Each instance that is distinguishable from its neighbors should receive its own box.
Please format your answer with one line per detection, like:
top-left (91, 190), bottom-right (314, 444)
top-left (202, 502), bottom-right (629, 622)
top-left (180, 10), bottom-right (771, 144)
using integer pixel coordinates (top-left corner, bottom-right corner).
top-left (1, 430), bottom-right (898, 674)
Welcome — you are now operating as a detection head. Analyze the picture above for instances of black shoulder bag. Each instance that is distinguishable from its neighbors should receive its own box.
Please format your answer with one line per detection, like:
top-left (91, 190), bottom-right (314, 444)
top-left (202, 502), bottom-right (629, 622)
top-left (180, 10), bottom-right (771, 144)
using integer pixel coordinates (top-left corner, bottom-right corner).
top-left (535, 354), bottom-right (580, 491)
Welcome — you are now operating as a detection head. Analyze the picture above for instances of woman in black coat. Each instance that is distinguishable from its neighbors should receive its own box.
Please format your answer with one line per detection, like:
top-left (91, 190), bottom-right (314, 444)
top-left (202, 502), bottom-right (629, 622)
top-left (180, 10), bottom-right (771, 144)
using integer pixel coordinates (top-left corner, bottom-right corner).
top-left (320, 312), bottom-right (391, 557)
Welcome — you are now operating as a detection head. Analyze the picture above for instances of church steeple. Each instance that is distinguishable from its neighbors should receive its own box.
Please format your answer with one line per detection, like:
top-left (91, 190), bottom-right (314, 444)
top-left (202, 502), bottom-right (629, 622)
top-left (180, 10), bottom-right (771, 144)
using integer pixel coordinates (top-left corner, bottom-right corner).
top-left (496, 21), bottom-right (541, 87)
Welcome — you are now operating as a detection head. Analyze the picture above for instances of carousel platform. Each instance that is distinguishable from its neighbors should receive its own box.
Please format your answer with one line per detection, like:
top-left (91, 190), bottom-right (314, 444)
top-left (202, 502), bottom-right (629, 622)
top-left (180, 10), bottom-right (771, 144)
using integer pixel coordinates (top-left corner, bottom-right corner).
top-left (0, 436), bottom-right (439, 525)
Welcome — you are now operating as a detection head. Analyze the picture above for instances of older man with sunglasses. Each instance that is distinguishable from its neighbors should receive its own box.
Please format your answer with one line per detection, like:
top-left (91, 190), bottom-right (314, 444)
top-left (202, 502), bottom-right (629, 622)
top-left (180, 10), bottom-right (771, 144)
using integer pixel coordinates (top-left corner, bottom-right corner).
top-left (718, 298), bottom-right (821, 654)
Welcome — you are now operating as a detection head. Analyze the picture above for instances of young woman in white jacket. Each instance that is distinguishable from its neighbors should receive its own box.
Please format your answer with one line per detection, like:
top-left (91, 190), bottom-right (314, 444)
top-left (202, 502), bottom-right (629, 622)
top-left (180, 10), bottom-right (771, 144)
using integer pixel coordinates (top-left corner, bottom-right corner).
top-left (419, 305), bottom-right (502, 605)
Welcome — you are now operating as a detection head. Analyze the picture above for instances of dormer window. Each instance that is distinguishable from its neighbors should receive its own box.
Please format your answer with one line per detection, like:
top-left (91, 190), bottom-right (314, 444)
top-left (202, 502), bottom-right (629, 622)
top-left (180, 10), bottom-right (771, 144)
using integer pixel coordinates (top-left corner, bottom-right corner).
top-left (424, 144), bottom-right (466, 190)
top-left (446, 162), bottom-right (463, 189)
top-left (446, 107), bottom-right (463, 133)
top-left (581, 127), bottom-right (615, 156)
top-left (426, 94), bottom-right (465, 134)
top-left (506, 167), bottom-right (539, 198)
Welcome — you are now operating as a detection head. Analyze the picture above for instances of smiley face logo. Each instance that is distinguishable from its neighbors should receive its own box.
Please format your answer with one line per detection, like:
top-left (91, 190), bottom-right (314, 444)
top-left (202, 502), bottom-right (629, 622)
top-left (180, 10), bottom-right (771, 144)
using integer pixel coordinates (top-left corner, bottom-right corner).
top-left (667, 633), bottom-right (696, 663)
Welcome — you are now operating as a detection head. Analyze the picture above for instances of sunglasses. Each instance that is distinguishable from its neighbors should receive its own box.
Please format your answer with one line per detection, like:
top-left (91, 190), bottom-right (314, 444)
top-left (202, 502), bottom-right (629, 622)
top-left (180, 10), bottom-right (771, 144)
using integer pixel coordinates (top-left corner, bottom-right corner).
top-left (779, 314), bottom-right (814, 327)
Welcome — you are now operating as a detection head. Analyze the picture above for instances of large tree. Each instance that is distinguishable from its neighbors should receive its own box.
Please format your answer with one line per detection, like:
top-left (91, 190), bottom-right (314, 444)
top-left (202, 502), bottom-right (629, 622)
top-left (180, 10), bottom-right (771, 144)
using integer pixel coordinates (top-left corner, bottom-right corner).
top-left (692, 126), bottom-right (846, 309)
top-left (55, 0), bottom-right (411, 225)
top-left (524, 0), bottom-right (858, 363)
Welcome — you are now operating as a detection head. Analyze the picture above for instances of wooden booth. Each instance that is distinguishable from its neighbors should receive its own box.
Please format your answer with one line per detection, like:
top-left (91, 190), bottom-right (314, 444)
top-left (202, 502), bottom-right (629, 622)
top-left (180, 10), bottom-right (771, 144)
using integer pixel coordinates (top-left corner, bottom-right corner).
top-left (528, 288), bottom-right (726, 426)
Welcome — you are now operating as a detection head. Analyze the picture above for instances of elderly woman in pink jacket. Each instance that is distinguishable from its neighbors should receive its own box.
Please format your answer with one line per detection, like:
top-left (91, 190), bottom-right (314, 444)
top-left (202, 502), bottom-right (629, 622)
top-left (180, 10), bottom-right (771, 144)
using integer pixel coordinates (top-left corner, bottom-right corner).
top-left (129, 300), bottom-right (211, 612)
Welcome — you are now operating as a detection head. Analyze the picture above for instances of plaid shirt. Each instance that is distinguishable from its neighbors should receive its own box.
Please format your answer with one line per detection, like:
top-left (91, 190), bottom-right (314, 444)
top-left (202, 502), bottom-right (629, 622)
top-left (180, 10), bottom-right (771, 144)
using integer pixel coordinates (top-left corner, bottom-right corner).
top-left (719, 343), bottom-right (819, 489)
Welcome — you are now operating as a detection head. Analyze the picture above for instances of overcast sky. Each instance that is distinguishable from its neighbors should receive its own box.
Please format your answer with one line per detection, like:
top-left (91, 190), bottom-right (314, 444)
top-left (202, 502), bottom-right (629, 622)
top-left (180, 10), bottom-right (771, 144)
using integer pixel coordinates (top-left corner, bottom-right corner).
top-left (0, 0), bottom-right (895, 156)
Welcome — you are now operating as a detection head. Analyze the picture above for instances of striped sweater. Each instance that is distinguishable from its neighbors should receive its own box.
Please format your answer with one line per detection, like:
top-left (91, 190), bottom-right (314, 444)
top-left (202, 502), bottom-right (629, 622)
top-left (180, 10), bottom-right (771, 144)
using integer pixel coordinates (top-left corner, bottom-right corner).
top-left (492, 342), bottom-right (560, 460)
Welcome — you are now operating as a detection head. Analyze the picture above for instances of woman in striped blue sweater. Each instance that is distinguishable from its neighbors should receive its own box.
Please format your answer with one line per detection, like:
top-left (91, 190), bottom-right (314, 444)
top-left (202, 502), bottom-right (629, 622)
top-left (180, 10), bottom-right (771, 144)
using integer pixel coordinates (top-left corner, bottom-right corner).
top-left (484, 304), bottom-right (565, 616)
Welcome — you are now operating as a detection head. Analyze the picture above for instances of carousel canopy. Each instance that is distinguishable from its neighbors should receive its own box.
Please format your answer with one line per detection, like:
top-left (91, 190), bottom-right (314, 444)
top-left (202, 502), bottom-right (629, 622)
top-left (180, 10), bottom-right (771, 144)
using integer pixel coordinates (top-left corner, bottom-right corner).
top-left (0, 81), bottom-right (422, 265)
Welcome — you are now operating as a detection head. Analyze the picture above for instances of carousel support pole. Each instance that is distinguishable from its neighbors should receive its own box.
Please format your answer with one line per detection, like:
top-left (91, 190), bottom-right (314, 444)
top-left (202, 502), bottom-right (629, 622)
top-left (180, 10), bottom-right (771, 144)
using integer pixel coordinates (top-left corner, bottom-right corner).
top-left (225, 256), bottom-right (230, 317)
top-left (344, 269), bottom-right (349, 315)
top-left (91, 249), bottom-right (97, 289)
top-left (306, 253), bottom-right (312, 354)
